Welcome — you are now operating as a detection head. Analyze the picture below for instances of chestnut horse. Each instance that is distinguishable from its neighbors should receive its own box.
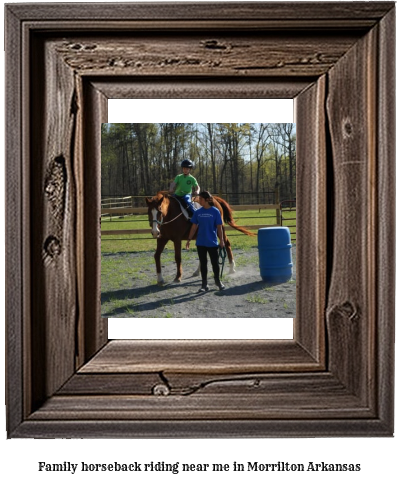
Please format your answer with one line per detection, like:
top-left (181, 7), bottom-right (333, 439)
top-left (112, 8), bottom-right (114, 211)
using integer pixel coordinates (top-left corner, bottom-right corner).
top-left (145, 191), bottom-right (254, 284)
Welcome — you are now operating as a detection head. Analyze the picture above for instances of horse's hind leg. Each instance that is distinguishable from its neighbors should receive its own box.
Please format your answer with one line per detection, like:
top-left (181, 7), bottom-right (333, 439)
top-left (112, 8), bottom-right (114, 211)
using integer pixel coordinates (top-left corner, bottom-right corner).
top-left (224, 231), bottom-right (236, 274)
top-left (154, 238), bottom-right (168, 285)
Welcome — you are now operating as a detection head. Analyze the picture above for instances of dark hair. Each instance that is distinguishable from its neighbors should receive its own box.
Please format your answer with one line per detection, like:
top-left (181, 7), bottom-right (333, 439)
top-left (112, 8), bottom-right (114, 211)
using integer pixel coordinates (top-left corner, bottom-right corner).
top-left (199, 190), bottom-right (214, 205)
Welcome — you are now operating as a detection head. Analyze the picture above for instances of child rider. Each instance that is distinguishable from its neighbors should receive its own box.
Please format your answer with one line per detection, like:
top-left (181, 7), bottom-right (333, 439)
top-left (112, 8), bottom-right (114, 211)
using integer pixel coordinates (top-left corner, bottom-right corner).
top-left (169, 159), bottom-right (200, 216)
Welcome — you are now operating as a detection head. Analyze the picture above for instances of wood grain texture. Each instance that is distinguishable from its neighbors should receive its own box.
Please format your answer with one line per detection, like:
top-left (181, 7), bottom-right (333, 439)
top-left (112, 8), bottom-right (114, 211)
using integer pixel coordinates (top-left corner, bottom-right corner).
top-left (79, 340), bottom-right (321, 374)
top-left (92, 76), bottom-right (326, 368)
top-left (326, 26), bottom-right (377, 404)
top-left (35, 372), bottom-right (375, 423)
top-left (81, 81), bottom-right (109, 363)
top-left (14, 418), bottom-right (390, 439)
top-left (29, 392), bottom-right (371, 421)
top-left (53, 33), bottom-right (360, 78)
top-left (91, 79), bottom-right (311, 99)
top-left (59, 371), bottom-right (361, 398)
top-left (376, 6), bottom-right (396, 431)
top-left (7, 2), bottom-right (394, 22)
top-left (30, 36), bottom-right (78, 408)
top-left (5, 2), bottom-right (395, 438)
top-left (58, 372), bottom-right (162, 395)
top-left (5, 4), bottom-right (24, 436)
top-left (295, 76), bottom-right (327, 364)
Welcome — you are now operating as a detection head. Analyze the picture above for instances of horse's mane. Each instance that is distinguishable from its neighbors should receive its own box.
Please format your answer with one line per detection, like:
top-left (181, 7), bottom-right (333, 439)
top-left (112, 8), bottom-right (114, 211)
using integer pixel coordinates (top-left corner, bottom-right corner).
top-left (155, 191), bottom-right (171, 212)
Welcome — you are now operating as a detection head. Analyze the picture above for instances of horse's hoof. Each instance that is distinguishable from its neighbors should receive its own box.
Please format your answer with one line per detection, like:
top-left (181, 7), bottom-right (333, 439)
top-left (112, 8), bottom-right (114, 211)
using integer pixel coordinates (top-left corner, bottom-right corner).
top-left (157, 280), bottom-right (165, 286)
top-left (229, 268), bottom-right (236, 275)
top-left (173, 278), bottom-right (181, 283)
top-left (192, 271), bottom-right (200, 277)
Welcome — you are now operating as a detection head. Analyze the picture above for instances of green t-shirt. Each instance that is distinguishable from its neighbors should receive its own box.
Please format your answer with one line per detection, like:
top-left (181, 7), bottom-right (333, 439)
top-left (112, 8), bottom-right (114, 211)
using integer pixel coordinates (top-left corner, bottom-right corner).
top-left (174, 173), bottom-right (198, 196)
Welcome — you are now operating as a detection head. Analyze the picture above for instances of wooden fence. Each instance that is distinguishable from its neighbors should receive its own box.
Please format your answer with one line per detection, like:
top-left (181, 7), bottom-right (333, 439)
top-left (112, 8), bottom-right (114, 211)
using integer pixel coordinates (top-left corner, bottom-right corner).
top-left (100, 186), bottom-right (297, 241)
top-left (101, 203), bottom-right (296, 241)
top-left (280, 200), bottom-right (297, 241)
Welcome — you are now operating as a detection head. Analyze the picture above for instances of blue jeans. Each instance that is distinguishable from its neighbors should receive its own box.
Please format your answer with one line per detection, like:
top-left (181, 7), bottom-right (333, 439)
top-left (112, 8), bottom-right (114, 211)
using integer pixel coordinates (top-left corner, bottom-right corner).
top-left (176, 194), bottom-right (197, 215)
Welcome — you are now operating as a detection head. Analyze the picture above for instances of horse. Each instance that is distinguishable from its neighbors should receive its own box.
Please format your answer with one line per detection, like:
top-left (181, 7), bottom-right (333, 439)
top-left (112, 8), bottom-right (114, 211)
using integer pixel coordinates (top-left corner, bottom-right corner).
top-left (145, 191), bottom-right (255, 285)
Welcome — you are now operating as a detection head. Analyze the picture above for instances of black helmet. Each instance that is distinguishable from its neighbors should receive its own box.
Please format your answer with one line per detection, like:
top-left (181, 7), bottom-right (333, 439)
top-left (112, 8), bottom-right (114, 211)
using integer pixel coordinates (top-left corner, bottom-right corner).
top-left (181, 159), bottom-right (193, 168)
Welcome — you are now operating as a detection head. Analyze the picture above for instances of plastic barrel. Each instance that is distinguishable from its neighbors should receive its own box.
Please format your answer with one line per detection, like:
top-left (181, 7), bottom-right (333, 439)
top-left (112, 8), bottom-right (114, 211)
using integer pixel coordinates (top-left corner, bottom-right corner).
top-left (258, 227), bottom-right (293, 284)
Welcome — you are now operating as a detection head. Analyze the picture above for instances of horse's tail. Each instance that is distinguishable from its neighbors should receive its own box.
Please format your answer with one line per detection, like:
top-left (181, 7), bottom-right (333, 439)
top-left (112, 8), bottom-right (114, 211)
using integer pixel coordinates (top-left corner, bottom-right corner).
top-left (213, 196), bottom-right (256, 237)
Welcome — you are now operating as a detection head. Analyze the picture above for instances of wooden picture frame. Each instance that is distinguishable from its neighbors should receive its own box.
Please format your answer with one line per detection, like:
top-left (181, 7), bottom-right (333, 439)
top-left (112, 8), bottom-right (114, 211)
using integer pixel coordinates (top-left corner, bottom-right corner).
top-left (5, 2), bottom-right (395, 438)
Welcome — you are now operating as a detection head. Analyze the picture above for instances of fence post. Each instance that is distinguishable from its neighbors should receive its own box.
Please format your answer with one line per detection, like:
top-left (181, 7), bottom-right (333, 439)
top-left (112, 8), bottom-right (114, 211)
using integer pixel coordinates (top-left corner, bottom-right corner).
top-left (275, 184), bottom-right (282, 226)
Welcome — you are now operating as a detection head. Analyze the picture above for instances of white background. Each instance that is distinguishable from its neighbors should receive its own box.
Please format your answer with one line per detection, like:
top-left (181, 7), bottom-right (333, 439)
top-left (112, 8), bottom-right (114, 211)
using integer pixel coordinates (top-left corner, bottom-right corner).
top-left (1, 1), bottom-right (398, 486)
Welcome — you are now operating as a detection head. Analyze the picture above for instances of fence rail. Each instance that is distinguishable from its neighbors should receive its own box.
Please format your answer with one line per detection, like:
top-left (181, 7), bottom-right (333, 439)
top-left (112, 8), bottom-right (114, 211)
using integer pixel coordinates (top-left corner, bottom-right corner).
top-left (101, 203), bottom-right (280, 217)
top-left (280, 200), bottom-right (297, 241)
top-left (101, 189), bottom-right (282, 209)
top-left (100, 194), bottom-right (296, 242)
top-left (101, 196), bottom-right (135, 209)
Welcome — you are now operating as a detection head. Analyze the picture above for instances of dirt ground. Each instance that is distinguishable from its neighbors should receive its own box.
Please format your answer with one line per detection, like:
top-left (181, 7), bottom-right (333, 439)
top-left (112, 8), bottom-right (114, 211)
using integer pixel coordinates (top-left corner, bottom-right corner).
top-left (101, 245), bottom-right (296, 319)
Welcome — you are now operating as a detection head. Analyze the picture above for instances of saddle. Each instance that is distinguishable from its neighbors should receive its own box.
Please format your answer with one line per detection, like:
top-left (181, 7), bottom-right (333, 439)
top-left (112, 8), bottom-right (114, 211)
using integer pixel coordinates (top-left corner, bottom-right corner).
top-left (171, 195), bottom-right (192, 220)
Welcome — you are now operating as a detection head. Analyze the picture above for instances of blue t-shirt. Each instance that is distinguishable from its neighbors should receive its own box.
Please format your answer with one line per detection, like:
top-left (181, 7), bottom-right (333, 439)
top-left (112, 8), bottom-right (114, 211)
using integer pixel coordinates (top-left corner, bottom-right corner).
top-left (191, 206), bottom-right (223, 247)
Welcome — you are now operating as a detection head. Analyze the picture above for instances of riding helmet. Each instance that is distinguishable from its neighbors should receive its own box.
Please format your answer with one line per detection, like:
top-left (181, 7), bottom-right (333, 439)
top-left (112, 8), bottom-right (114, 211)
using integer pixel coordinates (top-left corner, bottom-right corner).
top-left (181, 159), bottom-right (194, 168)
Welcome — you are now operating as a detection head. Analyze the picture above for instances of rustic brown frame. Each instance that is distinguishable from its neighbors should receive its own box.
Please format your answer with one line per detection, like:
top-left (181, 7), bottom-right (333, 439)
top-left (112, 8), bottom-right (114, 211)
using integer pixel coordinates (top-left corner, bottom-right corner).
top-left (5, 2), bottom-right (395, 438)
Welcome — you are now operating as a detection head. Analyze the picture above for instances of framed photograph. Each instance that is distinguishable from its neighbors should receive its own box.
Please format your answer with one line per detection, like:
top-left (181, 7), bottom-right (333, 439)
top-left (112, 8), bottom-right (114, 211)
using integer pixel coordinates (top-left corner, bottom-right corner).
top-left (5, 2), bottom-right (395, 437)
top-left (103, 103), bottom-right (296, 338)
top-left (101, 117), bottom-right (296, 339)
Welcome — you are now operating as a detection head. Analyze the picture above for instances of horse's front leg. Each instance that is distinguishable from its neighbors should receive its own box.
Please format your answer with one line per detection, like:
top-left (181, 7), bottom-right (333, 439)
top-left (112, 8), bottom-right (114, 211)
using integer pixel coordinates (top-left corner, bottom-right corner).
top-left (224, 232), bottom-right (236, 274)
top-left (154, 238), bottom-right (168, 285)
top-left (173, 240), bottom-right (183, 282)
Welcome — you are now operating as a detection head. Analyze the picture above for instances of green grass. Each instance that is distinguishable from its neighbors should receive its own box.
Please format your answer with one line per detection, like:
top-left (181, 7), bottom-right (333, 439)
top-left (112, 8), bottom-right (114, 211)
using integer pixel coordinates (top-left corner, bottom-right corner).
top-left (101, 209), bottom-right (296, 254)
top-left (245, 295), bottom-right (269, 304)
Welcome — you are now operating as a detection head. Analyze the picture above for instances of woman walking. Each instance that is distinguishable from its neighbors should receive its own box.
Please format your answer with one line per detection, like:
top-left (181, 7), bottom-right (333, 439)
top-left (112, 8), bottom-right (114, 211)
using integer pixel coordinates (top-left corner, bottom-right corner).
top-left (186, 191), bottom-right (226, 292)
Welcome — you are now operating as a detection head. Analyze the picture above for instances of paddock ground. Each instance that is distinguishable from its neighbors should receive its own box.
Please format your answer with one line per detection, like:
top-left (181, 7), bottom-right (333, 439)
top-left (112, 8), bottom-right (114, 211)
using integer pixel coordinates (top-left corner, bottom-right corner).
top-left (101, 245), bottom-right (296, 319)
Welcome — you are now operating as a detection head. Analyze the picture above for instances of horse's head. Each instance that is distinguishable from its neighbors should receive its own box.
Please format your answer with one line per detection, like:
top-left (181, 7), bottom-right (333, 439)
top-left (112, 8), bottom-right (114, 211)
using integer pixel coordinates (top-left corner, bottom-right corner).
top-left (145, 193), bottom-right (166, 238)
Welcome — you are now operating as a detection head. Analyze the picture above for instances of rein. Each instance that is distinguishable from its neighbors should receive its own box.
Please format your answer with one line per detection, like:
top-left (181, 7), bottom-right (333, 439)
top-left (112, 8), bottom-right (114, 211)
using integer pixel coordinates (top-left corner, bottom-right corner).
top-left (218, 246), bottom-right (227, 278)
top-left (152, 211), bottom-right (184, 226)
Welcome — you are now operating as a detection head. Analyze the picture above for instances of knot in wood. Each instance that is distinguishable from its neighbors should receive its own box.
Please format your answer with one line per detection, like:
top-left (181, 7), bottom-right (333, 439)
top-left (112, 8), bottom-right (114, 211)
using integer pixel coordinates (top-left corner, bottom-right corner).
top-left (83, 44), bottom-right (97, 51)
top-left (328, 301), bottom-right (359, 323)
top-left (343, 119), bottom-right (353, 137)
top-left (339, 301), bottom-right (358, 321)
top-left (45, 156), bottom-right (66, 224)
top-left (45, 181), bottom-right (56, 196)
top-left (43, 236), bottom-right (61, 259)
top-left (202, 40), bottom-right (227, 50)
top-left (152, 383), bottom-right (170, 396)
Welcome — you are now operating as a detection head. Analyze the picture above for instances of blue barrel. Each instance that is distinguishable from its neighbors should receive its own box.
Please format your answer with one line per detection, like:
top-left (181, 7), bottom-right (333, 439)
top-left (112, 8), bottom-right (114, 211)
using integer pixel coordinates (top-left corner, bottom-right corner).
top-left (258, 227), bottom-right (293, 284)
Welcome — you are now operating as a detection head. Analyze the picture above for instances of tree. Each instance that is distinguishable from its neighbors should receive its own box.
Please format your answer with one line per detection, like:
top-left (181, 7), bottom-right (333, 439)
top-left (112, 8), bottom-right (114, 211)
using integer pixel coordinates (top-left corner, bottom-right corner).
top-left (101, 123), bottom-right (296, 203)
